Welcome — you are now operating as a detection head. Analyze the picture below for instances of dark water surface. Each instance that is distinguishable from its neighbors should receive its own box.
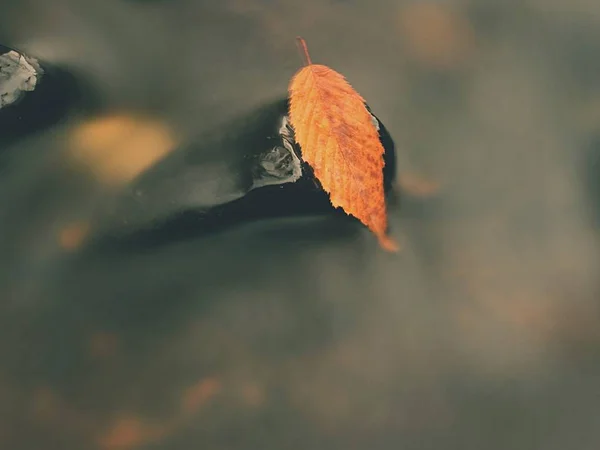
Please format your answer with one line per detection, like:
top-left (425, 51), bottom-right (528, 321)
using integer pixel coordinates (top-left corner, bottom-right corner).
top-left (1, 1), bottom-right (600, 449)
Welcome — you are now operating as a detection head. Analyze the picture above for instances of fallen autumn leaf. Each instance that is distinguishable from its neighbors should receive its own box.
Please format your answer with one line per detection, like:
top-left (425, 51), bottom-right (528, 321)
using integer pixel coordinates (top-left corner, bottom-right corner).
top-left (288, 37), bottom-right (398, 251)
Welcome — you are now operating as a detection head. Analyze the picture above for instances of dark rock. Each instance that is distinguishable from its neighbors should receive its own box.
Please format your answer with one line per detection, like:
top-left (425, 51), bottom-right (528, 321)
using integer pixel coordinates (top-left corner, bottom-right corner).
top-left (93, 98), bottom-right (397, 249)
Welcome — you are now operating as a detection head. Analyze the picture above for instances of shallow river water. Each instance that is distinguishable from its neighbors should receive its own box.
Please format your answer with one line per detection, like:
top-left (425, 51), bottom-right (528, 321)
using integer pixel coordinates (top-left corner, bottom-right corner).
top-left (1, 1), bottom-right (600, 449)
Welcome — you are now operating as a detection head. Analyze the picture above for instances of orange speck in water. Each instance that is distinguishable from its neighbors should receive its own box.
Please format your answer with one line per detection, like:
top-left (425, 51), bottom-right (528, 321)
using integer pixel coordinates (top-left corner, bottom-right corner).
top-left (240, 382), bottom-right (266, 407)
top-left (398, 172), bottom-right (441, 198)
top-left (99, 416), bottom-right (170, 450)
top-left (59, 221), bottom-right (90, 250)
top-left (181, 377), bottom-right (222, 413)
top-left (89, 332), bottom-right (119, 359)
top-left (398, 3), bottom-right (475, 69)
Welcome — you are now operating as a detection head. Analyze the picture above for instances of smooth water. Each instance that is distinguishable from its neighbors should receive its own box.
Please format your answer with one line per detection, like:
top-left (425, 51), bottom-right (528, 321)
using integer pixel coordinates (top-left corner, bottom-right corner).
top-left (1, 1), bottom-right (600, 449)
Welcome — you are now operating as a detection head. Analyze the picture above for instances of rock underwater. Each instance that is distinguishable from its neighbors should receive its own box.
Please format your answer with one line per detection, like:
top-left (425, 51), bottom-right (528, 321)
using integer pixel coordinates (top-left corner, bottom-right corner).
top-left (91, 98), bottom-right (397, 250)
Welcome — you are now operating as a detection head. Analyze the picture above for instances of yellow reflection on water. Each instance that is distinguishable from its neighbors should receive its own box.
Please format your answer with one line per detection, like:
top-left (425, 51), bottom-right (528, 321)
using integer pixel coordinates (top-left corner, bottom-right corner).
top-left (68, 114), bottom-right (176, 186)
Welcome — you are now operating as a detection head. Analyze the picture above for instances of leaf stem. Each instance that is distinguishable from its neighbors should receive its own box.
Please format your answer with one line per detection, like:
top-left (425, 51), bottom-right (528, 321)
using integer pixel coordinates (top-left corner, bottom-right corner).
top-left (295, 36), bottom-right (312, 66)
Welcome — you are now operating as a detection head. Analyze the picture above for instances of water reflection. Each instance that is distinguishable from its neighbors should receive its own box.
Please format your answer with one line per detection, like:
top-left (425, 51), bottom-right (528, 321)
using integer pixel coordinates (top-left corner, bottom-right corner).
top-left (1, 1), bottom-right (600, 450)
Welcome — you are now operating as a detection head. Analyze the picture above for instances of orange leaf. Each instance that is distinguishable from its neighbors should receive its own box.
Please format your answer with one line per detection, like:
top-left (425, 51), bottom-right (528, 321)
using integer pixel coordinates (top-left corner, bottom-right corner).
top-left (288, 38), bottom-right (398, 251)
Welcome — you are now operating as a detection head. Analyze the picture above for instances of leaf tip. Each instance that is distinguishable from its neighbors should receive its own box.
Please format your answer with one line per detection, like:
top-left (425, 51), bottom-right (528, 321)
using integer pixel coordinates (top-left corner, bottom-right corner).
top-left (378, 233), bottom-right (400, 253)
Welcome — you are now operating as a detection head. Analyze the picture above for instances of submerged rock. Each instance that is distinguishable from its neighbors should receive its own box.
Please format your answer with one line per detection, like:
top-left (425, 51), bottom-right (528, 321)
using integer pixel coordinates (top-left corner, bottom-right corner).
top-left (0, 44), bottom-right (91, 147)
top-left (0, 48), bottom-right (42, 108)
top-left (94, 98), bottom-right (397, 249)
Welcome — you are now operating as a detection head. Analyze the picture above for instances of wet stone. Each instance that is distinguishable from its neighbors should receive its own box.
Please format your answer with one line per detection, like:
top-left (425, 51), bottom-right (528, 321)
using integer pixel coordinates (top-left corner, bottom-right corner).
top-left (91, 98), bottom-right (397, 250)
top-left (0, 48), bottom-right (42, 109)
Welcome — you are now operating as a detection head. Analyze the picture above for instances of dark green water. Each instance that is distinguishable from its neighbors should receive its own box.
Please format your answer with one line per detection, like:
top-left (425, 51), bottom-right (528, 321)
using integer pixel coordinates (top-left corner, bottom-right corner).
top-left (1, 1), bottom-right (600, 449)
